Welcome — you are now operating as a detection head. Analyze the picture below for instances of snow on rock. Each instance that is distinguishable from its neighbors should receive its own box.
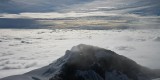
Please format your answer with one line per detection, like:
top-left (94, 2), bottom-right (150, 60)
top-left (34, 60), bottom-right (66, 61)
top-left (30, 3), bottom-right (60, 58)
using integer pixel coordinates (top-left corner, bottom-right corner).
top-left (1, 44), bottom-right (160, 80)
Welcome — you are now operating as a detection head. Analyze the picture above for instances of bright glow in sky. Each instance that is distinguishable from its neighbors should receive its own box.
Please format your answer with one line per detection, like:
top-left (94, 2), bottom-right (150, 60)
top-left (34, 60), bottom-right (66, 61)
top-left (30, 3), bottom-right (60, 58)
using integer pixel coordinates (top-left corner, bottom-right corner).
top-left (0, 12), bottom-right (117, 18)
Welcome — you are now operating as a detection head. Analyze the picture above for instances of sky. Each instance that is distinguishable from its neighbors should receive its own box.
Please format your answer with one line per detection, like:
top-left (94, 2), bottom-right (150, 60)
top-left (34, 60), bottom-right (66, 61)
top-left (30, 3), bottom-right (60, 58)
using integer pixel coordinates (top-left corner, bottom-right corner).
top-left (0, 0), bottom-right (159, 17)
top-left (0, 0), bottom-right (160, 29)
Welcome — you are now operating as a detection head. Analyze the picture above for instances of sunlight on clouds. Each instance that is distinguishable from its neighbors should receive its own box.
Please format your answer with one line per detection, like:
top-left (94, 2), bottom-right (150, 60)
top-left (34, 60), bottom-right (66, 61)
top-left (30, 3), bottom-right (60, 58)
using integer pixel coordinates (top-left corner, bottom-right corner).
top-left (0, 11), bottom-right (159, 29)
top-left (0, 12), bottom-right (117, 18)
top-left (1, 11), bottom-right (159, 19)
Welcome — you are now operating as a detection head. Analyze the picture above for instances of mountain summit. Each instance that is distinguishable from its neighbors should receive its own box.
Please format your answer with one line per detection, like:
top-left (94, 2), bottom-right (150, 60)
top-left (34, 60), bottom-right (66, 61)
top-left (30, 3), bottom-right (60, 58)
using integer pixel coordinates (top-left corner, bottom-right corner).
top-left (1, 44), bottom-right (160, 80)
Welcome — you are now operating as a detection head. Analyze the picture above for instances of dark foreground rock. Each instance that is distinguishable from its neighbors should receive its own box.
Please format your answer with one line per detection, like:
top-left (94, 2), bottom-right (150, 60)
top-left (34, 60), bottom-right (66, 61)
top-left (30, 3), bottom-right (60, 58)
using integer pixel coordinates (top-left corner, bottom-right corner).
top-left (1, 44), bottom-right (160, 80)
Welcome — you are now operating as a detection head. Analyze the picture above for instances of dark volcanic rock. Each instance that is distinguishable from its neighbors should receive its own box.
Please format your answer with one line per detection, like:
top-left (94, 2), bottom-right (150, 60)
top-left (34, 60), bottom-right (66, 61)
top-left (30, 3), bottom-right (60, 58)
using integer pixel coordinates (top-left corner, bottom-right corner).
top-left (48, 44), bottom-right (160, 80)
top-left (1, 44), bottom-right (160, 80)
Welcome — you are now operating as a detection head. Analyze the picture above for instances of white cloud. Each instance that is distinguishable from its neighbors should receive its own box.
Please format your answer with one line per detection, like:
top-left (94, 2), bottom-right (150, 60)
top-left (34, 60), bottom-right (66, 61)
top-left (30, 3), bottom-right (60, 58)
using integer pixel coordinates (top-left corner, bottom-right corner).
top-left (0, 11), bottom-right (117, 18)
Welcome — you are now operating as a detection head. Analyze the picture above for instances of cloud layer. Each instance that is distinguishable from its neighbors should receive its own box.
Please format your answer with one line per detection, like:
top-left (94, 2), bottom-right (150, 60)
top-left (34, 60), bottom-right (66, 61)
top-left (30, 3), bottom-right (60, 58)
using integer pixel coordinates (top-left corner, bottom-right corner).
top-left (0, 29), bottom-right (160, 78)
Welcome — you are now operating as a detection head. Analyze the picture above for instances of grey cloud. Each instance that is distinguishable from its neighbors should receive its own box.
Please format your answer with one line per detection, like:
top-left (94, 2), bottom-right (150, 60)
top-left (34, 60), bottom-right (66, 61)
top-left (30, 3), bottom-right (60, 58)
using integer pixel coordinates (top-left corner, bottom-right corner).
top-left (70, 0), bottom-right (160, 16)
top-left (0, 0), bottom-right (94, 13)
top-left (154, 37), bottom-right (160, 42)
top-left (0, 0), bottom-right (159, 16)
top-left (0, 18), bottom-right (40, 28)
top-left (125, 0), bottom-right (160, 15)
